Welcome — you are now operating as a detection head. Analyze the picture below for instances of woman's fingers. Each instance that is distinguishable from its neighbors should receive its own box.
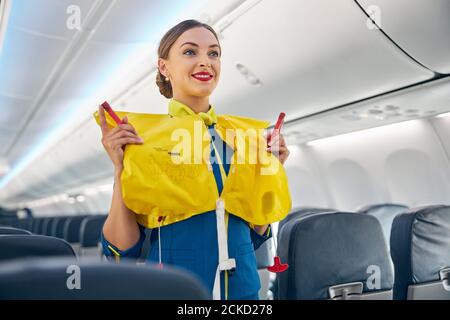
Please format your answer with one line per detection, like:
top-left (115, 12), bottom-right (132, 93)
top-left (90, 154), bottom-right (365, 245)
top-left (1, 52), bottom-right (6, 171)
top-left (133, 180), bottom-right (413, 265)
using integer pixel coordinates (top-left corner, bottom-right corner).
top-left (267, 133), bottom-right (286, 147)
top-left (269, 145), bottom-right (290, 165)
top-left (279, 134), bottom-right (286, 147)
top-left (266, 133), bottom-right (290, 165)
top-left (267, 145), bottom-right (288, 153)
top-left (111, 137), bottom-right (144, 150)
top-left (105, 122), bottom-right (142, 142)
top-left (109, 129), bottom-right (142, 142)
top-left (98, 106), bottom-right (109, 135)
top-left (105, 125), bottom-right (122, 137)
top-left (98, 107), bottom-right (138, 137)
top-left (105, 131), bottom-right (143, 150)
top-left (279, 147), bottom-right (290, 164)
top-left (98, 108), bottom-right (142, 169)
top-left (118, 123), bottom-right (138, 136)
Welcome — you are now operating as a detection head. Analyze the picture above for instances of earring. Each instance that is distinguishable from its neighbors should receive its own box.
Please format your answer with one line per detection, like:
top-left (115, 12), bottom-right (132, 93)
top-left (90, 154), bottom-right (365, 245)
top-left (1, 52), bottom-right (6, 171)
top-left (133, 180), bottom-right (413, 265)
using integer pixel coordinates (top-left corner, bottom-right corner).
top-left (165, 74), bottom-right (170, 82)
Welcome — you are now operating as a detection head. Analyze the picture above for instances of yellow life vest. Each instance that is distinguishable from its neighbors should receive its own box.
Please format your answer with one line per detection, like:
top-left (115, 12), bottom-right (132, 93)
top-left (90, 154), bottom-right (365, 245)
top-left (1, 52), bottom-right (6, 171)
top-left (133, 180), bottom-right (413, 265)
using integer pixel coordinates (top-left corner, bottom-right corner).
top-left (93, 99), bottom-right (292, 228)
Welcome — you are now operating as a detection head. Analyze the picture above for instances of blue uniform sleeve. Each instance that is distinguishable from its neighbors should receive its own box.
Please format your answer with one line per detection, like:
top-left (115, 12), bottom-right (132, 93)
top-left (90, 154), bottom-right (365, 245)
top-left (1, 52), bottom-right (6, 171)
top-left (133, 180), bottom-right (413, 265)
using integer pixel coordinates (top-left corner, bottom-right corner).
top-left (101, 224), bottom-right (146, 262)
top-left (250, 224), bottom-right (272, 251)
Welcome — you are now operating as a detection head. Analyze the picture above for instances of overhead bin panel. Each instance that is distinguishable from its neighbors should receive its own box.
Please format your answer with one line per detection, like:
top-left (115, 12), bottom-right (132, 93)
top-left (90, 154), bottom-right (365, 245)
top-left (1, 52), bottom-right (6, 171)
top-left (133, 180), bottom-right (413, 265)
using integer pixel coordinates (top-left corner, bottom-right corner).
top-left (212, 0), bottom-right (434, 123)
top-left (357, 0), bottom-right (450, 74)
top-left (281, 77), bottom-right (450, 146)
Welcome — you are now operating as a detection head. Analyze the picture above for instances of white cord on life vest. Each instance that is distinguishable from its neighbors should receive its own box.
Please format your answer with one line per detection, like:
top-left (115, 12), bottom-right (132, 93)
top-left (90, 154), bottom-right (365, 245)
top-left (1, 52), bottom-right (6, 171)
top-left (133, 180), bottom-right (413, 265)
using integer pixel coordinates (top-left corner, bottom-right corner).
top-left (157, 216), bottom-right (165, 268)
top-left (212, 198), bottom-right (236, 300)
top-left (158, 222), bottom-right (162, 265)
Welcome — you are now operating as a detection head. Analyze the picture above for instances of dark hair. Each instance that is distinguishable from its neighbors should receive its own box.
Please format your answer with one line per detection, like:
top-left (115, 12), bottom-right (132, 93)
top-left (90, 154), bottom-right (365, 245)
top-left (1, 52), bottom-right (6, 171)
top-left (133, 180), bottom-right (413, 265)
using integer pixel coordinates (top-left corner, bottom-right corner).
top-left (156, 19), bottom-right (221, 99)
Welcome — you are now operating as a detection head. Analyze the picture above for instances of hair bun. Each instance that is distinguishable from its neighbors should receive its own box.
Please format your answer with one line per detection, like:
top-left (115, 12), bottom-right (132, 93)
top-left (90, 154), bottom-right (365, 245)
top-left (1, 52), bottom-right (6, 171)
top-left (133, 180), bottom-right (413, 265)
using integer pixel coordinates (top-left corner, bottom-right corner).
top-left (156, 70), bottom-right (173, 99)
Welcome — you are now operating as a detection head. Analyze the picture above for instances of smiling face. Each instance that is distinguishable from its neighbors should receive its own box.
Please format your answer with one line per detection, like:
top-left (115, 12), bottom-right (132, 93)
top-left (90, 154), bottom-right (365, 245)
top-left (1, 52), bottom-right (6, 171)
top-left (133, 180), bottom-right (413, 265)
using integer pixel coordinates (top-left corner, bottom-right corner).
top-left (158, 27), bottom-right (221, 99)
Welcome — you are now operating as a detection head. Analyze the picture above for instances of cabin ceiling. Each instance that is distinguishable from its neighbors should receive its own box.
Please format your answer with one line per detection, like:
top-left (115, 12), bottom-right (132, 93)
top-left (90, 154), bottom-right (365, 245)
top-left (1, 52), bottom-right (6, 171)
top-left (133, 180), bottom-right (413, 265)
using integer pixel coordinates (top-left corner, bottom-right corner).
top-left (0, 0), bottom-right (449, 206)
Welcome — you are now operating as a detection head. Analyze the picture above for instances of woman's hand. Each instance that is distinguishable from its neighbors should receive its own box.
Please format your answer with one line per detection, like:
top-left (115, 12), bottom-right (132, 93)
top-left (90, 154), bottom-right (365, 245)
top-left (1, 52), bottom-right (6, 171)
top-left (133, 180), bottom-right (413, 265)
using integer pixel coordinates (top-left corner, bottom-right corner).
top-left (254, 225), bottom-right (269, 236)
top-left (98, 106), bottom-right (144, 171)
top-left (266, 133), bottom-right (290, 165)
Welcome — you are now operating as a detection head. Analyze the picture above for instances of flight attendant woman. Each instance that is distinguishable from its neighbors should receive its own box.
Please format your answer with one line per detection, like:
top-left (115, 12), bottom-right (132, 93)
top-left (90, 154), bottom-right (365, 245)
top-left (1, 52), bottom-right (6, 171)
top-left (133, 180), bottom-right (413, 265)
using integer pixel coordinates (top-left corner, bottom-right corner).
top-left (98, 19), bottom-right (290, 300)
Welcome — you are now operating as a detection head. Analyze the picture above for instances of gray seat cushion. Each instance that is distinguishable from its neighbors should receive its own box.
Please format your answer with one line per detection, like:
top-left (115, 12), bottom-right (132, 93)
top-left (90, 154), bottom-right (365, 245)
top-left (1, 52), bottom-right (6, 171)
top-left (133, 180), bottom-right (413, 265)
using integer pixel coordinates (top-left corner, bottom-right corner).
top-left (278, 212), bottom-right (393, 299)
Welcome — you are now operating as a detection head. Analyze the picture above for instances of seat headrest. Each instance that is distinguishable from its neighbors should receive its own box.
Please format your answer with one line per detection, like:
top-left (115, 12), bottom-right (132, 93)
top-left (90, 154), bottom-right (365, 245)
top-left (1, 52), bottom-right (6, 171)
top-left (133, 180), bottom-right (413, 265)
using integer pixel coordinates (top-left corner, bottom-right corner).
top-left (63, 216), bottom-right (89, 243)
top-left (278, 212), bottom-right (393, 299)
top-left (0, 258), bottom-right (211, 299)
top-left (390, 205), bottom-right (450, 300)
top-left (359, 203), bottom-right (409, 247)
top-left (43, 218), bottom-right (55, 236)
top-left (0, 227), bottom-right (32, 235)
top-left (0, 235), bottom-right (76, 262)
top-left (359, 203), bottom-right (409, 217)
top-left (54, 217), bottom-right (70, 239)
top-left (79, 216), bottom-right (107, 248)
top-left (278, 207), bottom-right (335, 238)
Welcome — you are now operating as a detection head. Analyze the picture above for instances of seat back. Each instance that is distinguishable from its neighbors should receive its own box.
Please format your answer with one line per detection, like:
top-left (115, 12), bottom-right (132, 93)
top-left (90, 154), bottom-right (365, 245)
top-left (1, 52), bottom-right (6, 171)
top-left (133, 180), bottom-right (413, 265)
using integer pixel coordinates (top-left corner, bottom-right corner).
top-left (278, 207), bottom-right (335, 238)
top-left (32, 218), bottom-right (44, 234)
top-left (44, 218), bottom-right (56, 236)
top-left (0, 258), bottom-right (210, 299)
top-left (0, 235), bottom-right (76, 262)
top-left (63, 216), bottom-right (88, 243)
top-left (359, 203), bottom-right (408, 251)
top-left (79, 216), bottom-right (107, 248)
top-left (16, 219), bottom-right (33, 232)
top-left (390, 205), bottom-right (450, 300)
top-left (39, 218), bottom-right (52, 235)
top-left (52, 217), bottom-right (70, 239)
top-left (78, 216), bottom-right (107, 258)
top-left (48, 218), bottom-right (61, 237)
top-left (255, 240), bottom-right (273, 300)
top-left (255, 240), bottom-right (272, 269)
top-left (277, 212), bottom-right (394, 300)
top-left (0, 227), bottom-right (32, 235)
top-left (272, 208), bottom-right (333, 299)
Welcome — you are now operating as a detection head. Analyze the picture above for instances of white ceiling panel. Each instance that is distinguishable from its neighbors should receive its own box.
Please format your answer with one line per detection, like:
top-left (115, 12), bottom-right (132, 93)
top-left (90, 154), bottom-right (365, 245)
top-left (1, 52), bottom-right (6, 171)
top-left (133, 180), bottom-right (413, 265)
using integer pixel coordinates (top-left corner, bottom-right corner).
top-left (8, 0), bottom-right (97, 40)
top-left (212, 0), bottom-right (434, 123)
top-left (357, 0), bottom-right (450, 74)
top-left (0, 28), bottom-right (69, 98)
top-left (0, 95), bottom-right (29, 154)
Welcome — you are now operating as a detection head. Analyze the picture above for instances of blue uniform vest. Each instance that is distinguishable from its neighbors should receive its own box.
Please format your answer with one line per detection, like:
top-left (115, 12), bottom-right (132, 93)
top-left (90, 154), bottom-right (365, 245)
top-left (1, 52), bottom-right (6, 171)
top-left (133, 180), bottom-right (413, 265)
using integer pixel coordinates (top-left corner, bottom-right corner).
top-left (146, 125), bottom-right (261, 299)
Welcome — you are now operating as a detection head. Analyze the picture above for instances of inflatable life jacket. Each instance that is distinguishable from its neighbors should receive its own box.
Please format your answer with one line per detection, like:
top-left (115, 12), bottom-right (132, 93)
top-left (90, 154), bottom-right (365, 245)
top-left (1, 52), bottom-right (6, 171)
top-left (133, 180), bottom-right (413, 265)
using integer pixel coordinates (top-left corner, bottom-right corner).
top-left (94, 99), bottom-right (292, 229)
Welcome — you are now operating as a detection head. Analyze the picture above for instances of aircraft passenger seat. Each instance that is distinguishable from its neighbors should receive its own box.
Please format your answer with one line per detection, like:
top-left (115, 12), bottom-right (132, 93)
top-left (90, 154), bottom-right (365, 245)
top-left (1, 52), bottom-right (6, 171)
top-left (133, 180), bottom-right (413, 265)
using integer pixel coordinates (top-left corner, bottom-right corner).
top-left (359, 203), bottom-right (409, 251)
top-left (255, 239), bottom-right (273, 299)
top-left (63, 215), bottom-right (89, 253)
top-left (78, 215), bottom-right (107, 258)
top-left (52, 217), bottom-right (71, 239)
top-left (277, 207), bottom-right (335, 238)
top-left (0, 227), bottom-right (32, 235)
top-left (0, 235), bottom-right (76, 262)
top-left (277, 212), bottom-right (394, 299)
top-left (390, 205), bottom-right (450, 300)
top-left (0, 258), bottom-right (210, 300)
